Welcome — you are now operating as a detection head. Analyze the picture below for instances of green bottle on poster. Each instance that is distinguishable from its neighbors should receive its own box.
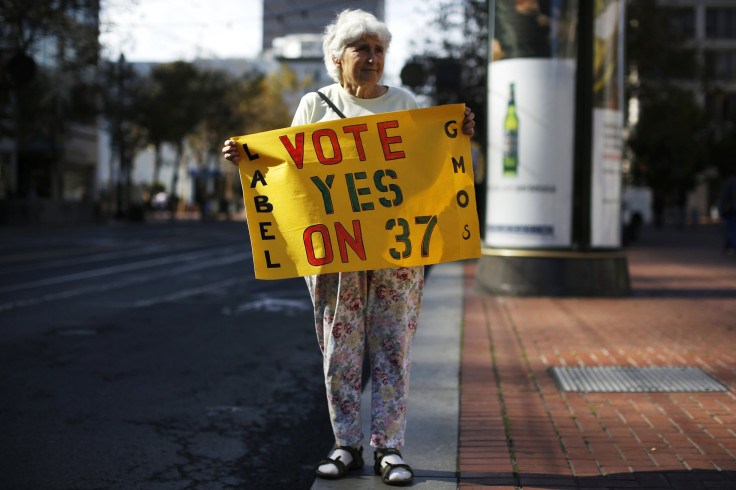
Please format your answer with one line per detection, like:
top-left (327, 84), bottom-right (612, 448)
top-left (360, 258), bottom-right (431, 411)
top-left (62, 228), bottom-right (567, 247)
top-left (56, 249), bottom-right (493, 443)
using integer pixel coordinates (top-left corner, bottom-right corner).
top-left (503, 83), bottom-right (518, 177)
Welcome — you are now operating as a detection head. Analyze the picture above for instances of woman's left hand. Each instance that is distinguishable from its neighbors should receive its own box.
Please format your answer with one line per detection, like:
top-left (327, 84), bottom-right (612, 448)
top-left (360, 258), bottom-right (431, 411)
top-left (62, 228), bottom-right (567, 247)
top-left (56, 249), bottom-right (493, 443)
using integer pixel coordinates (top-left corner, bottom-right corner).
top-left (463, 107), bottom-right (476, 137)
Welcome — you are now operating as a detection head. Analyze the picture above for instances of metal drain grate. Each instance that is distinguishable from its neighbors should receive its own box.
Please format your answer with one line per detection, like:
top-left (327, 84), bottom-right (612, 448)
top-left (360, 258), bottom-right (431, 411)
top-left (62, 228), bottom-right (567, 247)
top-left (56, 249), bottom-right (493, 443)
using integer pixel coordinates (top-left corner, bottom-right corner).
top-left (550, 366), bottom-right (729, 393)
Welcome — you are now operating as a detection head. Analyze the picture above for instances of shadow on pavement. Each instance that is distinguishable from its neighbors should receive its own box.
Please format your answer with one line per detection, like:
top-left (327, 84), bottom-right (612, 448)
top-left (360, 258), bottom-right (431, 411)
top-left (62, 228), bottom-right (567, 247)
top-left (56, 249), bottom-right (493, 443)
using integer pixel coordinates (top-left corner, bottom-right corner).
top-left (463, 468), bottom-right (736, 488)
top-left (631, 288), bottom-right (736, 298)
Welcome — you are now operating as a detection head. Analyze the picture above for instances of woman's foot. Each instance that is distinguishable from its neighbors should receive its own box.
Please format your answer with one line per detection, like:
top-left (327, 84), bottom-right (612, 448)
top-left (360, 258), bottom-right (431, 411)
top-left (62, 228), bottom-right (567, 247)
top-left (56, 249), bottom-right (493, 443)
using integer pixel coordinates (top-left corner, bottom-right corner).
top-left (315, 445), bottom-right (364, 479)
top-left (374, 448), bottom-right (414, 485)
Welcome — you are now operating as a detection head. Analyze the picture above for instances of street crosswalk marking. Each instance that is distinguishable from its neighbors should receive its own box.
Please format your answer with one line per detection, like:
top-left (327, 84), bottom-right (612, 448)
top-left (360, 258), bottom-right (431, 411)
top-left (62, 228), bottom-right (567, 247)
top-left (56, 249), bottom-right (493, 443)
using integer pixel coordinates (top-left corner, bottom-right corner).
top-left (0, 251), bottom-right (252, 313)
top-left (0, 245), bottom-right (246, 294)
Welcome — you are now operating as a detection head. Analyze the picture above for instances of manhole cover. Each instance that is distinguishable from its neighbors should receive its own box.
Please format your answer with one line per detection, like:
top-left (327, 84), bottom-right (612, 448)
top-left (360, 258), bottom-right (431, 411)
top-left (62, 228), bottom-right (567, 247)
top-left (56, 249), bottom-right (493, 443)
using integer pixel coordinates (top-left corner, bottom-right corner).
top-left (550, 366), bottom-right (728, 393)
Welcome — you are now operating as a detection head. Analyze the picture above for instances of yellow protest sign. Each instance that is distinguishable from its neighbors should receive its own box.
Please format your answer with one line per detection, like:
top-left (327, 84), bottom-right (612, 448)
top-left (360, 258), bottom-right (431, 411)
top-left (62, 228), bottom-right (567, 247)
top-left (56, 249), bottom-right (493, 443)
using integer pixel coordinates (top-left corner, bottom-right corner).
top-left (234, 104), bottom-right (480, 280)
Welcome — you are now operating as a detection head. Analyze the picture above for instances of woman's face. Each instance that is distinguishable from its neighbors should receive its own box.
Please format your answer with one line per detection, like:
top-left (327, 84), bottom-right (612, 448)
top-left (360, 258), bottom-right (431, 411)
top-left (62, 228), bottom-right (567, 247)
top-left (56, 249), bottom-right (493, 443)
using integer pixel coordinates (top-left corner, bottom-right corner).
top-left (337, 35), bottom-right (385, 87)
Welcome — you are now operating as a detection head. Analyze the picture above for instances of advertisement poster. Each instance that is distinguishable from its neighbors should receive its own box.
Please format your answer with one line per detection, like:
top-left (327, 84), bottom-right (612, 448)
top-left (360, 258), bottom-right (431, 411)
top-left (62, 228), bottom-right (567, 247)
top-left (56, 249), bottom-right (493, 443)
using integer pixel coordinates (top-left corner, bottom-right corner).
top-left (590, 0), bottom-right (625, 247)
top-left (486, 0), bottom-right (579, 248)
top-left (234, 104), bottom-right (481, 280)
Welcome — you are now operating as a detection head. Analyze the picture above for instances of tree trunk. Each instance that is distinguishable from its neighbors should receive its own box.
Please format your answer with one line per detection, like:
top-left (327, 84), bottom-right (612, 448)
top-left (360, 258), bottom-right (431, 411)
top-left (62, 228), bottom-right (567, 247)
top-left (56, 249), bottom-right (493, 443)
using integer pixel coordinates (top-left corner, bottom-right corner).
top-left (152, 143), bottom-right (162, 185)
top-left (170, 141), bottom-right (183, 220)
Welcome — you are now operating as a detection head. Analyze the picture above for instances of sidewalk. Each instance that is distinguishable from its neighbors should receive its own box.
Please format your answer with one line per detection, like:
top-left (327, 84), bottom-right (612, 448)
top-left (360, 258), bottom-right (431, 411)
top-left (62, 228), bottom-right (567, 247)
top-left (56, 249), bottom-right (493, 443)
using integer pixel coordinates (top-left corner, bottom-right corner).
top-left (313, 261), bottom-right (465, 489)
top-left (314, 225), bottom-right (736, 489)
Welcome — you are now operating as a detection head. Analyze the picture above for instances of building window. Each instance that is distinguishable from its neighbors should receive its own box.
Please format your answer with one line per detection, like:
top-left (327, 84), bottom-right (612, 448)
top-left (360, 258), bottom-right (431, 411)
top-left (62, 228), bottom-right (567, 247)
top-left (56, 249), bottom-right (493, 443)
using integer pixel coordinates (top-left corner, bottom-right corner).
top-left (0, 151), bottom-right (11, 199)
top-left (671, 7), bottom-right (695, 39)
top-left (725, 94), bottom-right (736, 122)
top-left (706, 9), bottom-right (736, 39)
top-left (705, 50), bottom-right (736, 81)
top-left (706, 92), bottom-right (736, 123)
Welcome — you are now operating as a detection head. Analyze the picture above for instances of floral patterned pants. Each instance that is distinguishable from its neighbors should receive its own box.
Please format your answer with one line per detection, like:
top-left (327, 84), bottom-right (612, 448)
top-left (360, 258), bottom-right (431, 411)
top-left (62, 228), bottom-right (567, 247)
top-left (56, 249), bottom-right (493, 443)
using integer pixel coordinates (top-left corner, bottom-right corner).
top-left (305, 266), bottom-right (424, 448)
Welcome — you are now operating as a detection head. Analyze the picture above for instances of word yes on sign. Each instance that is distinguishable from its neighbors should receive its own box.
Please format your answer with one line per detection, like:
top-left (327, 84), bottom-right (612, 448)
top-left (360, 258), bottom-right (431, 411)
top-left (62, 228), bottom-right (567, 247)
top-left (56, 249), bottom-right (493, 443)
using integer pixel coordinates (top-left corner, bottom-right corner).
top-left (234, 104), bottom-right (480, 279)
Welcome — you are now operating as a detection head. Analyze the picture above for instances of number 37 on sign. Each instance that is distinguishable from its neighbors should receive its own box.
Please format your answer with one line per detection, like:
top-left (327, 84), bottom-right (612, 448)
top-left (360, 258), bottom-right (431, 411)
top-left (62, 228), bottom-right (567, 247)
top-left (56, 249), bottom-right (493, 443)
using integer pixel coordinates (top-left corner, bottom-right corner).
top-left (233, 104), bottom-right (481, 280)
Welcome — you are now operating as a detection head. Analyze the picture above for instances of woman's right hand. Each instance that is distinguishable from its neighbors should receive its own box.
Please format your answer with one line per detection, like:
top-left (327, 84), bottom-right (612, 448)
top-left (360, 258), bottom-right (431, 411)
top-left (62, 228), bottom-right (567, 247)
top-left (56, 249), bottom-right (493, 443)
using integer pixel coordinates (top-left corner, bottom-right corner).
top-left (222, 139), bottom-right (241, 165)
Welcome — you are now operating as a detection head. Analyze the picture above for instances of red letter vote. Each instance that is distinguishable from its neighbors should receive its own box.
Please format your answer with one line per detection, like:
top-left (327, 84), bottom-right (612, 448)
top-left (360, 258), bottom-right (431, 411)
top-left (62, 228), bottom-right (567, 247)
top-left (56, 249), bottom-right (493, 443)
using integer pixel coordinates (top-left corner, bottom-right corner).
top-left (280, 133), bottom-right (305, 169)
top-left (343, 124), bottom-right (368, 161)
top-left (313, 129), bottom-right (342, 165)
top-left (377, 120), bottom-right (405, 161)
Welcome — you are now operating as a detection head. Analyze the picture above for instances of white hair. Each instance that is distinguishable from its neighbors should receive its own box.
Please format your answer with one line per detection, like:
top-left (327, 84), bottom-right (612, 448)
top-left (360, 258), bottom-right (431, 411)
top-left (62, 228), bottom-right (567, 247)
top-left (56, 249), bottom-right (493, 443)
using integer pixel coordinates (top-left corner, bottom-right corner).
top-left (323, 9), bottom-right (392, 83)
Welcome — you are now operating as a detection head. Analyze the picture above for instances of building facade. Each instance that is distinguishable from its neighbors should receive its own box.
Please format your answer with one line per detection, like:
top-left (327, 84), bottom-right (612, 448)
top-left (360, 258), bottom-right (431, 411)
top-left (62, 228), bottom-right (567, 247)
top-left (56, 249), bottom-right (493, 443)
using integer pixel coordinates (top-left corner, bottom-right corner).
top-left (262, 0), bottom-right (385, 52)
top-left (661, 0), bottom-right (736, 124)
top-left (658, 0), bottom-right (736, 221)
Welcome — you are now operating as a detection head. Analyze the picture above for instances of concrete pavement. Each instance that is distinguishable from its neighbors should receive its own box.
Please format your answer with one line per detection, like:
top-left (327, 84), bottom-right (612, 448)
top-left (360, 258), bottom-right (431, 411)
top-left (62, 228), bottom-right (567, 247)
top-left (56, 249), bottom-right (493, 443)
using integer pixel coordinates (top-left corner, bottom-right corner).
top-left (313, 225), bottom-right (736, 489)
top-left (312, 261), bottom-right (464, 489)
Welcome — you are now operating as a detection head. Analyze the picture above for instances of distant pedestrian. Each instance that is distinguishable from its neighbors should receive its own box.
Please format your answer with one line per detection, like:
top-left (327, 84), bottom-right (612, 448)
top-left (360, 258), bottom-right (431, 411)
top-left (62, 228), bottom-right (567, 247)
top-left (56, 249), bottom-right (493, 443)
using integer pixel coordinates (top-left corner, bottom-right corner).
top-left (222, 8), bottom-right (476, 486)
top-left (719, 174), bottom-right (736, 254)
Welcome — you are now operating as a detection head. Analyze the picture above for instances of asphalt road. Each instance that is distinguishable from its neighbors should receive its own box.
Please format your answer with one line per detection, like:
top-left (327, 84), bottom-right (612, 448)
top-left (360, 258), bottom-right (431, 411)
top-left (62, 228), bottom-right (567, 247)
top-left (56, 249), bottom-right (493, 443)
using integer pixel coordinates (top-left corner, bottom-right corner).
top-left (0, 220), bottom-right (333, 489)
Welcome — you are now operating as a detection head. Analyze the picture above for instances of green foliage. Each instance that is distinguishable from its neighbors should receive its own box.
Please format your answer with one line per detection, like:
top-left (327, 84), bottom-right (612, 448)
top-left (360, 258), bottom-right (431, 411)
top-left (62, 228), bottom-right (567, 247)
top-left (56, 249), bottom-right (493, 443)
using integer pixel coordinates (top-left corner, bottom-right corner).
top-left (625, 0), bottom-right (711, 203)
top-left (149, 181), bottom-right (166, 195)
top-left (709, 115), bottom-right (736, 180)
top-left (99, 56), bottom-right (147, 158)
top-left (625, 0), bottom-right (698, 83)
top-left (144, 61), bottom-right (205, 147)
top-left (242, 65), bottom-right (301, 133)
top-left (189, 68), bottom-right (244, 158)
top-left (627, 85), bottom-right (708, 199)
top-left (188, 69), bottom-right (261, 164)
top-left (96, 56), bottom-right (297, 206)
top-left (188, 63), bottom-right (300, 175)
top-left (1, 0), bottom-right (99, 56)
top-left (1, 0), bottom-right (101, 140)
top-left (98, 56), bottom-right (147, 216)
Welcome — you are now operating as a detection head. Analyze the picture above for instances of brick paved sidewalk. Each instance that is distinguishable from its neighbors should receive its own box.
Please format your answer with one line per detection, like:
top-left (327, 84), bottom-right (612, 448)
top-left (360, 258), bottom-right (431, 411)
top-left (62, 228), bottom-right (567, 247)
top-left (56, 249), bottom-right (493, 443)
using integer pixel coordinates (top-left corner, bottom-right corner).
top-left (459, 227), bottom-right (736, 489)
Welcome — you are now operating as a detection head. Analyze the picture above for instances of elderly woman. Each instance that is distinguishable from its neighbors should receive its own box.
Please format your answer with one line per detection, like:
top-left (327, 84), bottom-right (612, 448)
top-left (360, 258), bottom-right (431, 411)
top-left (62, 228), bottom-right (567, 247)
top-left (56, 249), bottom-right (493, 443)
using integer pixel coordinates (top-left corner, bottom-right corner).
top-left (224, 9), bottom-right (475, 485)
